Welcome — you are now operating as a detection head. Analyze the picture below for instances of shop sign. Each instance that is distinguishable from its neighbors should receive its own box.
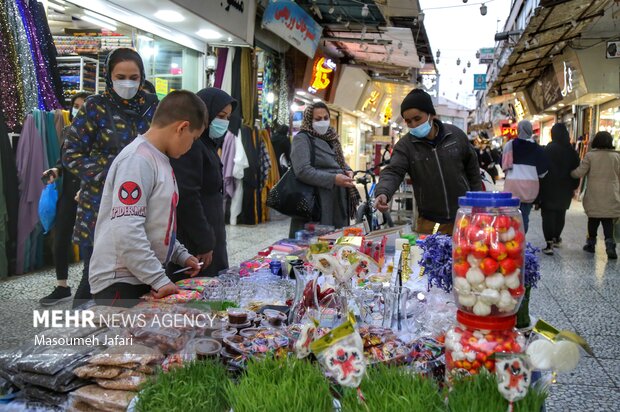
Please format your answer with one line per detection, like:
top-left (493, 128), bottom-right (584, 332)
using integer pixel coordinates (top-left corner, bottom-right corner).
top-left (361, 89), bottom-right (382, 113)
top-left (308, 57), bottom-right (337, 94)
top-left (262, 0), bottom-right (322, 58)
top-left (606, 41), bottom-right (620, 59)
top-left (560, 61), bottom-right (573, 97)
top-left (473, 74), bottom-right (487, 91)
top-left (527, 66), bottom-right (562, 113)
top-left (155, 78), bottom-right (169, 97)
top-left (478, 48), bottom-right (495, 64)
top-left (171, 0), bottom-right (256, 45)
top-left (514, 99), bottom-right (526, 121)
top-left (500, 124), bottom-right (517, 139)
top-left (381, 98), bottom-right (393, 125)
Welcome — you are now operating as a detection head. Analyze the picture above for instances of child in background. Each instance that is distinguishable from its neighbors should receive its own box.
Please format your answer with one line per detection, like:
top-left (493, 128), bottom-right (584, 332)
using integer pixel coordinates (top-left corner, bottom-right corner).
top-left (88, 90), bottom-right (208, 307)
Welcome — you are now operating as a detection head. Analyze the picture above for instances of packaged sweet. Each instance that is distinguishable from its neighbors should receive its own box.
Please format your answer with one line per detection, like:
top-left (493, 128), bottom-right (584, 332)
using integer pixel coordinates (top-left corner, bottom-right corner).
top-left (71, 385), bottom-right (136, 412)
top-left (88, 345), bottom-right (163, 367)
top-left (94, 370), bottom-right (147, 391)
top-left (21, 385), bottom-right (69, 407)
top-left (141, 289), bottom-right (202, 304)
top-left (68, 399), bottom-right (108, 412)
top-left (18, 367), bottom-right (88, 392)
top-left (73, 365), bottom-right (123, 380)
top-left (310, 313), bottom-right (366, 388)
top-left (175, 277), bottom-right (219, 292)
top-left (16, 346), bottom-right (94, 376)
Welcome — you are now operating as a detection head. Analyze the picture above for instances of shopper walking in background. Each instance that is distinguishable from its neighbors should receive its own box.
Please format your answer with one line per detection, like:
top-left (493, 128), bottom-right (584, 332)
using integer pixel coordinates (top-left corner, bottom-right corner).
top-left (374, 89), bottom-right (482, 235)
top-left (571, 131), bottom-right (620, 259)
top-left (288, 102), bottom-right (360, 238)
top-left (502, 120), bottom-right (548, 233)
top-left (171, 87), bottom-right (236, 277)
top-left (63, 48), bottom-right (158, 307)
top-left (39, 92), bottom-right (91, 305)
top-left (538, 123), bottom-right (581, 255)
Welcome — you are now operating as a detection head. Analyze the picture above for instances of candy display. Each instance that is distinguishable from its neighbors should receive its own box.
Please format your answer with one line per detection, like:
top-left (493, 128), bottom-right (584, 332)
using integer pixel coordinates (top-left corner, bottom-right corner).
top-left (453, 192), bottom-right (525, 317)
top-left (141, 289), bottom-right (202, 304)
top-left (445, 311), bottom-right (525, 379)
top-left (175, 277), bottom-right (219, 292)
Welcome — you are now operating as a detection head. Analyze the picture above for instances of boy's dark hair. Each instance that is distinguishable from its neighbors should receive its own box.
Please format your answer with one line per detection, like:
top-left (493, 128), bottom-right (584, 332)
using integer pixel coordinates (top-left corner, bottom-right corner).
top-left (152, 90), bottom-right (208, 130)
top-left (591, 131), bottom-right (614, 149)
top-left (71, 92), bottom-right (91, 107)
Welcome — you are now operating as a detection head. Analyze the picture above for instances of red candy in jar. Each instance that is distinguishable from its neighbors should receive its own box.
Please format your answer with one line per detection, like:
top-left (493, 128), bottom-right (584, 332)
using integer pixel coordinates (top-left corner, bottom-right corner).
top-left (452, 192), bottom-right (525, 317)
top-left (445, 311), bottom-right (525, 381)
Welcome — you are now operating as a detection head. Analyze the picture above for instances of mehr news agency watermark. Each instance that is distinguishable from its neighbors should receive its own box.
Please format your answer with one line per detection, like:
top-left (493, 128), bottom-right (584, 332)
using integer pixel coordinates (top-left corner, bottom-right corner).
top-left (32, 310), bottom-right (218, 347)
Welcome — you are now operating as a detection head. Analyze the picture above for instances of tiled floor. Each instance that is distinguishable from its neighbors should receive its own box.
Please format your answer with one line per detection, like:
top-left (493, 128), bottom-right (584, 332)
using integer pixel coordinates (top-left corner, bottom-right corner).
top-left (0, 204), bottom-right (618, 411)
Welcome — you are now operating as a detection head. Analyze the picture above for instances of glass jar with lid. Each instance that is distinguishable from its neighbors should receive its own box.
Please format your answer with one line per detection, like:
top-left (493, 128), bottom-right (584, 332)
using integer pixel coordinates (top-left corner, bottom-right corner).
top-left (452, 192), bottom-right (525, 317)
top-left (445, 311), bottom-right (525, 380)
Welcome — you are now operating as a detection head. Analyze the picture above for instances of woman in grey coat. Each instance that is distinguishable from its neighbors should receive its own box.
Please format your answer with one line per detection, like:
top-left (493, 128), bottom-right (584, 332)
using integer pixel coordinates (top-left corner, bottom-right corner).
top-left (288, 103), bottom-right (361, 237)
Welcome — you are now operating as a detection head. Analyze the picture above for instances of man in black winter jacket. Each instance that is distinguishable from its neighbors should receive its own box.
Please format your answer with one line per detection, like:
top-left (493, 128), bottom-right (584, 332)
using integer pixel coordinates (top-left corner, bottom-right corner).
top-left (375, 89), bottom-right (482, 234)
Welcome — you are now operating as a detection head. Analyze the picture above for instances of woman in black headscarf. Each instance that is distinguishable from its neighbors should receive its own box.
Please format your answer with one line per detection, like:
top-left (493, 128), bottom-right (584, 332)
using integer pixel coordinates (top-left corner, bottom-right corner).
top-left (170, 87), bottom-right (237, 277)
top-left (288, 102), bottom-right (360, 237)
top-left (539, 123), bottom-right (580, 255)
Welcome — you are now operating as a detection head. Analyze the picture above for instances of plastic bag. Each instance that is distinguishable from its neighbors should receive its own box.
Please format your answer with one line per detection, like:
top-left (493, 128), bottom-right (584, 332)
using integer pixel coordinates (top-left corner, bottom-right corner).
top-left (16, 346), bottom-right (94, 375)
top-left (94, 370), bottom-right (147, 391)
top-left (71, 385), bottom-right (136, 412)
top-left (88, 345), bottom-right (162, 367)
top-left (20, 385), bottom-right (69, 407)
top-left (18, 369), bottom-right (88, 392)
top-left (73, 365), bottom-right (123, 380)
top-left (38, 183), bottom-right (58, 234)
top-left (310, 313), bottom-right (366, 387)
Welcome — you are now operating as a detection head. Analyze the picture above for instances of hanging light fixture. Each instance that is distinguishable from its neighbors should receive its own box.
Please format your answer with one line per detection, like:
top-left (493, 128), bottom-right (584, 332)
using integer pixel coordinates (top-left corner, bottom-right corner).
top-left (436, 49), bottom-right (441, 58)
top-left (397, 41), bottom-right (403, 49)
top-left (459, 80), bottom-right (463, 85)
top-left (344, 21), bottom-right (350, 28)
top-left (360, 25), bottom-right (367, 40)
top-left (336, 15), bottom-right (342, 22)
top-left (361, 4), bottom-right (369, 17)
top-left (480, 3), bottom-right (487, 16)
top-left (463, 68), bottom-right (466, 74)
top-left (457, 58), bottom-right (461, 65)
top-left (476, 50), bottom-right (481, 59)
top-left (404, 50), bottom-right (409, 56)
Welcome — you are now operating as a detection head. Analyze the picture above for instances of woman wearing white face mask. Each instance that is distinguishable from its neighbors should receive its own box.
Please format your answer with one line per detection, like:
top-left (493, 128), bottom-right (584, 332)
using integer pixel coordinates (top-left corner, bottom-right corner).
top-left (169, 87), bottom-right (237, 277)
top-left (63, 48), bottom-right (158, 307)
top-left (288, 102), bottom-right (361, 237)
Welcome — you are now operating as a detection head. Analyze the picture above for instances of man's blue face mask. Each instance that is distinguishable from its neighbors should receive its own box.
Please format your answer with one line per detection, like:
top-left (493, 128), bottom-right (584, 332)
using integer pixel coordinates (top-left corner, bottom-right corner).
top-left (409, 116), bottom-right (432, 138)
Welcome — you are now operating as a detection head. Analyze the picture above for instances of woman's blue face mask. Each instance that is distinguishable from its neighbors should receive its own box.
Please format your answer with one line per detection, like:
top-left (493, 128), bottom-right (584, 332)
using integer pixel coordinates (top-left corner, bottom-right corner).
top-left (209, 118), bottom-right (229, 139)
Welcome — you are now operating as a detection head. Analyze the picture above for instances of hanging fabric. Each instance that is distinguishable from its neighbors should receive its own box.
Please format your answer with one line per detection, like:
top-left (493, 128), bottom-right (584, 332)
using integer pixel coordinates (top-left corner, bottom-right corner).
top-left (259, 129), bottom-right (280, 223)
top-left (221, 130), bottom-right (237, 199)
top-left (230, 128), bottom-right (249, 226)
top-left (15, 0), bottom-right (62, 110)
top-left (240, 48), bottom-right (256, 126)
top-left (0, 0), bottom-right (26, 130)
top-left (15, 113), bottom-right (46, 274)
top-left (214, 47), bottom-right (228, 90)
top-left (4, 0), bottom-right (39, 113)
top-left (261, 56), bottom-right (274, 127)
top-left (0, 110), bottom-right (19, 275)
top-left (276, 55), bottom-right (290, 126)
top-left (238, 125), bottom-right (260, 225)
top-left (222, 48), bottom-right (235, 95)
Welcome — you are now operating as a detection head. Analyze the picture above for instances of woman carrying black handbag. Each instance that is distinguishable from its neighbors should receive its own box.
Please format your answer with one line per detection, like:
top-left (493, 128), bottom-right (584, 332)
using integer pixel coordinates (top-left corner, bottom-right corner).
top-left (287, 103), bottom-right (360, 237)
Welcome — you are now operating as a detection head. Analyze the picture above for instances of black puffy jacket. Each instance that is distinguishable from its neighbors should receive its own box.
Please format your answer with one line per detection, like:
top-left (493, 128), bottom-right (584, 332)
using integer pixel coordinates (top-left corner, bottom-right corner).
top-left (375, 119), bottom-right (482, 223)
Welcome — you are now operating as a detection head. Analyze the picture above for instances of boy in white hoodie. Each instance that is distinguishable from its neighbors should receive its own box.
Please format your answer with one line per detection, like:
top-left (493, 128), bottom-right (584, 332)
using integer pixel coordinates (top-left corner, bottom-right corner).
top-left (88, 90), bottom-right (207, 307)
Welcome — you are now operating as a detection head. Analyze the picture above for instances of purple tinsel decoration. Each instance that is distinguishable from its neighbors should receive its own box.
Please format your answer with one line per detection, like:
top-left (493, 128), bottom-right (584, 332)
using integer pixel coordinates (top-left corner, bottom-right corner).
top-left (524, 243), bottom-right (541, 289)
top-left (420, 234), bottom-right (542, 293)
top-left (419, 234), bottom-right (453, 293)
